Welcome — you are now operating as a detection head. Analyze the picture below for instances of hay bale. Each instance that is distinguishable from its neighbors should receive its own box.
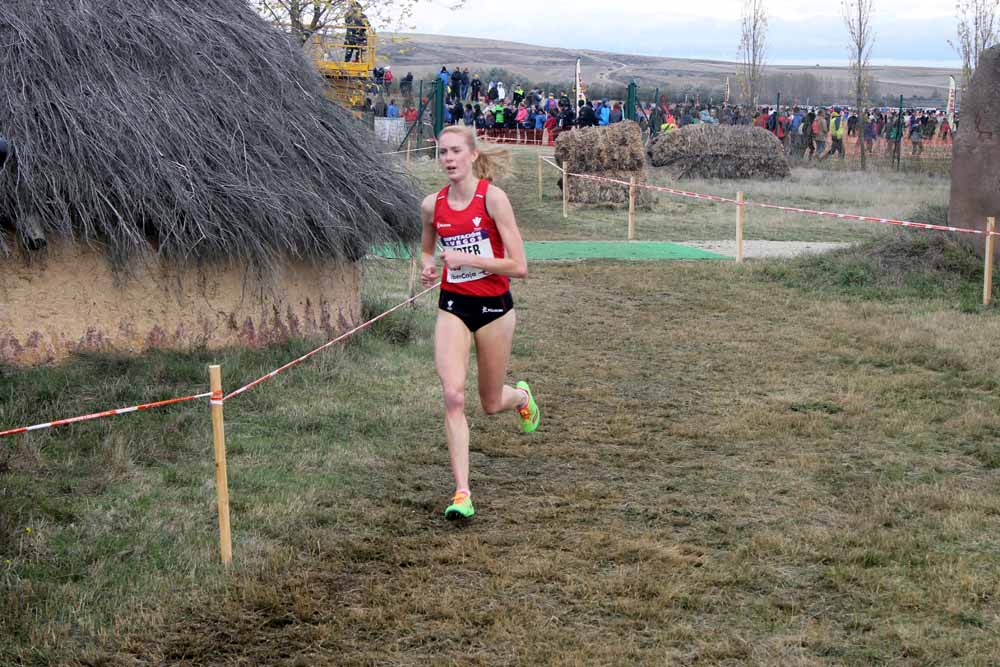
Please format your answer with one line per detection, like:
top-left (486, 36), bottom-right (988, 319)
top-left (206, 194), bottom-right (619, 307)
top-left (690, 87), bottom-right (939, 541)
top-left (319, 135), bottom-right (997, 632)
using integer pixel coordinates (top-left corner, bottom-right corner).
top-left (649, 125), bottom-right (790, 180)
top-left (554, 121), bottom-right (652, 206)
top-left (555, 121), bottom-right (645, 172)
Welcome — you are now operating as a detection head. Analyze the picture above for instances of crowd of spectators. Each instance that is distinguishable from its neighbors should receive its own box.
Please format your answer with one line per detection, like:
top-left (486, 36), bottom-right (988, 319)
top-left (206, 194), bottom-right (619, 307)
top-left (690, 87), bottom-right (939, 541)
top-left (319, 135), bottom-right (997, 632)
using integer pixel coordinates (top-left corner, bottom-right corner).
top-left (362, 64), bottom-right (956, 159)
top-left (735, 104), bottom-right (955, 160)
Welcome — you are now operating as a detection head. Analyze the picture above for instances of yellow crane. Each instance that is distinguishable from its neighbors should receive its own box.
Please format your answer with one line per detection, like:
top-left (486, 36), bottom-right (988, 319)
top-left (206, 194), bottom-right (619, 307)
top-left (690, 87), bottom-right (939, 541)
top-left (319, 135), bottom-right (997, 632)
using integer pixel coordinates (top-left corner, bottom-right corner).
top-left (303, 23), bottom-right (376, 111)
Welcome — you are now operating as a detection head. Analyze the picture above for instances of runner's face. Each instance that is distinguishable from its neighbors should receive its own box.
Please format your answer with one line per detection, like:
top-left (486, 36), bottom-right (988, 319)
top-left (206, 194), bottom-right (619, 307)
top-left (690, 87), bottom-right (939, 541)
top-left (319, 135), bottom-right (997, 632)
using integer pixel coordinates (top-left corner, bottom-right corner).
top-left (438, 134), bottom-right (477, 182)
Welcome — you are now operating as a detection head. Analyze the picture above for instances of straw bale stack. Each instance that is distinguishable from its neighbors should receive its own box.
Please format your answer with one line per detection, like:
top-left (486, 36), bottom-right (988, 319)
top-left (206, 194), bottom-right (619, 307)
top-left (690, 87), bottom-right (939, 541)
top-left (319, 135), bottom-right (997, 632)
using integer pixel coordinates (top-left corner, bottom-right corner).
top-left (555, 121), bottom-right (654, 206)
top-left (649, 125), bottom-right (790, 180)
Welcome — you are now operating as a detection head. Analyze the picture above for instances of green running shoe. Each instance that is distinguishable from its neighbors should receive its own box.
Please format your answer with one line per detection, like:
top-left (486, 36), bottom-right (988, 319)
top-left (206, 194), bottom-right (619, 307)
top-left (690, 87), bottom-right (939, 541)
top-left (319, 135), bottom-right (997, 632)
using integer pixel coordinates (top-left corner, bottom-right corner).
top-left (444, 491), bottom-right (475, 520)
top-left (516, 381), bottom-right (540, 433)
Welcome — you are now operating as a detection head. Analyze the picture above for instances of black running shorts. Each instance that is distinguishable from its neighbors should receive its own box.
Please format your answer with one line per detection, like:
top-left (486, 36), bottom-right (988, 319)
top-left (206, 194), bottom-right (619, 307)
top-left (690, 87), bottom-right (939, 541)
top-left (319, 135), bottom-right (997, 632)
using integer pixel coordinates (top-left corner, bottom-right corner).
top-left (438, 290), bottom-right (514, 332)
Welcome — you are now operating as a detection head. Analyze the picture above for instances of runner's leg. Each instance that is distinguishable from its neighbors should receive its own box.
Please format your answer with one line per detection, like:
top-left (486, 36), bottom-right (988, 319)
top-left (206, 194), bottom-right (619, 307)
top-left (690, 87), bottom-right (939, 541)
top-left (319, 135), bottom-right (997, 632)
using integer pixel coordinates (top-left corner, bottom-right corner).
top-left (473, 310), bottom-right (525, 415)
top-left (435, 311), bottom-right (473, 491)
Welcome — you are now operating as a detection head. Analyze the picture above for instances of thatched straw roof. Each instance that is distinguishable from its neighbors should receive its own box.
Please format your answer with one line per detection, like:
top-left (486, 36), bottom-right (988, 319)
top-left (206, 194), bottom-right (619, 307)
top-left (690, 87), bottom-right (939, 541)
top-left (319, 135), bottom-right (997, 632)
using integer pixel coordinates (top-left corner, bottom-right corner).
top-left (0, 0), bottom-right (420, 271)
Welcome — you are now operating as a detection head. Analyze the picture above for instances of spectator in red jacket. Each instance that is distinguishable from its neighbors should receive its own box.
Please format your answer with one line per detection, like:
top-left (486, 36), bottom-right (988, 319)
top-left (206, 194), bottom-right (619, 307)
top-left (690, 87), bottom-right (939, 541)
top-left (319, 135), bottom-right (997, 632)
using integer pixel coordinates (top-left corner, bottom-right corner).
top-left (544, 110), bottom-right (558, 145)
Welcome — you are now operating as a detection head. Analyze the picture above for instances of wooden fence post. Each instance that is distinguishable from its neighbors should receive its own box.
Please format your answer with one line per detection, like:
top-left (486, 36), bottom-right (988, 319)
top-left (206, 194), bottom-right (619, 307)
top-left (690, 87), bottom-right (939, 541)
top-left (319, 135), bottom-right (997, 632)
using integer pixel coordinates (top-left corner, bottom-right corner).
top-left (406, 137), bottom-right (412, 166)
top-left (209, 365), bottom-right (232, 566)
top-left (628, 176), bottom-right (637, 241)
top-left (408, 244), bottom-right (418, 305)
top-left (736, 191), bottom-right (745, 263)
top-left (537, 155), bottom-right (543, 201)
top-left (984, 216), bottom-right (996, 305)
top-left (562, 169), bottom-right (569, 219)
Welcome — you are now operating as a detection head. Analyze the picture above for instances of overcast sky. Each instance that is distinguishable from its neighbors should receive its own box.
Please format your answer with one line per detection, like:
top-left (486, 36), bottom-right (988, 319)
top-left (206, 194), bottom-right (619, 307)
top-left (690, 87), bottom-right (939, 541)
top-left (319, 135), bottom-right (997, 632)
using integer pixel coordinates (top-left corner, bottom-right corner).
top-left (385, 0), bottom-right (961, 68)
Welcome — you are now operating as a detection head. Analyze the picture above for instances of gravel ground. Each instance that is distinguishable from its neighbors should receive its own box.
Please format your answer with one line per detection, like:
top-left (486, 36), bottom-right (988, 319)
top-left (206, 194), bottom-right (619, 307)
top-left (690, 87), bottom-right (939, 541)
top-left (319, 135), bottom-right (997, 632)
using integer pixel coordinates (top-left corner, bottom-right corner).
top-left (677, 240), bottom-right (854, 258)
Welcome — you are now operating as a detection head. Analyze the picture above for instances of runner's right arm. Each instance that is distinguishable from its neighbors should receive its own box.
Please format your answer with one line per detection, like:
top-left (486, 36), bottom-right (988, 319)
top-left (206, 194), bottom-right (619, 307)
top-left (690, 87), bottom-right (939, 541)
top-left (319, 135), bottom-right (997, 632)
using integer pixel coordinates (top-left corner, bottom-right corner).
top-left (420, 193), bottom-right (438, 287)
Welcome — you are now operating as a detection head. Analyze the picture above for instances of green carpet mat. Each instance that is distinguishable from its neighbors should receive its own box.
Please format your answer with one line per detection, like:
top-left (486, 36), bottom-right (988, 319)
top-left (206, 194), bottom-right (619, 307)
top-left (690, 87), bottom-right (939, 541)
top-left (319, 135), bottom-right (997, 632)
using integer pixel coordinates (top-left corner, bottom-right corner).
top-left (523, 241), bottom-right (729, 260)
top-left (372, 241), bottom-right (729, 261)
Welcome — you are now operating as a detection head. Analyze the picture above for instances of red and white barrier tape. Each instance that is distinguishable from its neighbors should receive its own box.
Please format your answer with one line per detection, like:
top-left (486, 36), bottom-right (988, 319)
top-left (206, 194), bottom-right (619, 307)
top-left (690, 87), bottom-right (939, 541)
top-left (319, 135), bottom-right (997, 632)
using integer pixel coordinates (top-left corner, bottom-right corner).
top-left (741, 199), bottom-right (985, 235)
top-left (0, 391), bottom-right (213, 439)
top-left (380, 145), bottom-right (436, 156)
top-left (476, 133), bottom-right (546, 146)
top-left (1, 283), bottom-right (440, 439)
top-left (224, 282), bottom-right (440, 401)
top-left (551, 167), bottom-right (992, 237)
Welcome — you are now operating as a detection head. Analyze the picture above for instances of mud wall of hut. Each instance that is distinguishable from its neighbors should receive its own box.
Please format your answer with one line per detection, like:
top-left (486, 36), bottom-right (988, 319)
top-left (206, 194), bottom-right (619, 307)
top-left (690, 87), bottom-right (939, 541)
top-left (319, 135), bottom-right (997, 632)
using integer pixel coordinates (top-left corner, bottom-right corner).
top-left (0, 240), bottom-right (360, 365)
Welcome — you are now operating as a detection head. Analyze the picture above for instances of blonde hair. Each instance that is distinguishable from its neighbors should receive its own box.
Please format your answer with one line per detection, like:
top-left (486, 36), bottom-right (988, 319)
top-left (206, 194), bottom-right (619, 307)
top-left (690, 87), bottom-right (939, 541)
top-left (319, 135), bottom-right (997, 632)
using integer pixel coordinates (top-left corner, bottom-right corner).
top-left (438, 125), bottom-right (511, 182)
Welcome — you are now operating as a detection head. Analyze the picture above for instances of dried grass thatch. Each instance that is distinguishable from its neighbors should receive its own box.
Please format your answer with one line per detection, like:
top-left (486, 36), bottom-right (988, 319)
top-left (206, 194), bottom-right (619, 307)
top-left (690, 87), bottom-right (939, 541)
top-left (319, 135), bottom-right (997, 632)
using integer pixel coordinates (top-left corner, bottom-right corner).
top-left (555, 121), bottom-right (652, 206)
top-left (0, 0), bottom-right (420, 272)
top-left (567, 169), bottom-right (656, 207)
top-left (649, 125), bottom-right (790, 180)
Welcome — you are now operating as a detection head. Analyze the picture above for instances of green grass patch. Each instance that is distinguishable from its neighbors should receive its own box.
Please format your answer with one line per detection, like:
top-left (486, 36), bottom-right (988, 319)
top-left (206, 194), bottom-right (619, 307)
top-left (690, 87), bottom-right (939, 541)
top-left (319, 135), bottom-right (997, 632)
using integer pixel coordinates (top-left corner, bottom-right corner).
top-left (751, 202), bottom-right (995, 305)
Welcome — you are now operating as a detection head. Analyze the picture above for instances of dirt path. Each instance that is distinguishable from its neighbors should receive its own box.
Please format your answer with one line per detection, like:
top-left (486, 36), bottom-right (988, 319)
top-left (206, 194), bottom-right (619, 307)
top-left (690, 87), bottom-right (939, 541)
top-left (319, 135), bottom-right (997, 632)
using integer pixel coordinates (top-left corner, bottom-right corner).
top-left (596, 61), bottom-right (628, 81)
top-left (678, 240), bottom-right (853, 258)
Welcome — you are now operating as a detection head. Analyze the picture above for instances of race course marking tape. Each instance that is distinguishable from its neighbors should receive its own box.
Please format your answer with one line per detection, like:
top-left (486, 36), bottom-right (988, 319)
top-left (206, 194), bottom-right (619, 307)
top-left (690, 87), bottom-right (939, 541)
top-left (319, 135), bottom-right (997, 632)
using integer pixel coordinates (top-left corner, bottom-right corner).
top-left (558, 170), bottom-right (991, 237)
top-left (0, 391), bottom-right (213, 439)
top-left (223, 282), bottom-right (440, 401)
top-left (1, 284), bottom-right (441, 439)
top-left (380, 145), bottom-right (436, 156)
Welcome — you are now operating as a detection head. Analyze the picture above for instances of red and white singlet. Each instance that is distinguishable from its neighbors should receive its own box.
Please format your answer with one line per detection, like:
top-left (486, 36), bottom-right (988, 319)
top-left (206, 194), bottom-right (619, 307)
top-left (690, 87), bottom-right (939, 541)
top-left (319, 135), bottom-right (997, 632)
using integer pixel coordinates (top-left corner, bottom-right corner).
top-left (433, 178), bottom-right (509, 297)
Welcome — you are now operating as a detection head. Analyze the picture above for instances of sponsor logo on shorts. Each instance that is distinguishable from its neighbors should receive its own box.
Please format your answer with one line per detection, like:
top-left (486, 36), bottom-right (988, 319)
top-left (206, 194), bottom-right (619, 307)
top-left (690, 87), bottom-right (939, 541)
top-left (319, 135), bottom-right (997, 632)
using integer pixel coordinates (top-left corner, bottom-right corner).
top-left (482, 306), bottom-right (504, 314)
top-left (447, 300), bottom-right (454, 310)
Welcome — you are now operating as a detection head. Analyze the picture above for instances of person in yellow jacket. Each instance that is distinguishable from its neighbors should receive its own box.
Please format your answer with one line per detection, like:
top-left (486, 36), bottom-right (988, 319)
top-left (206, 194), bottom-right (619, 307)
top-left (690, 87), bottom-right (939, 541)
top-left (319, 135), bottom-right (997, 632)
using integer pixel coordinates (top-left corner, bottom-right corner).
top-left (659, 110), bottom-right (678, 134)
top-left (821, 107), bottom-right (847, 160)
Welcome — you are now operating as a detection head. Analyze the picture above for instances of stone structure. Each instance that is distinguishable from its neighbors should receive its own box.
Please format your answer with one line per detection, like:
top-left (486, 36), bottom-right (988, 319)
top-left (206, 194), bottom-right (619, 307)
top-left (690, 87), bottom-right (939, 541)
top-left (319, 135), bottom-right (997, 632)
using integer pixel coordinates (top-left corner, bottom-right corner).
top-left (0, 240), bottom-right (359, 365)
top-left (950, 44), bottom-right (1000, 255)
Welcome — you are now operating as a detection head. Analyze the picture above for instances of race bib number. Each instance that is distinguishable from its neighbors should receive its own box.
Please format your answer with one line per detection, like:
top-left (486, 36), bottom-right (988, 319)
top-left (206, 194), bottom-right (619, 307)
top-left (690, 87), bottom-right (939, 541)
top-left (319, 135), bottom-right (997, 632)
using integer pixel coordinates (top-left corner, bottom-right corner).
top-left (443, 229), bottom-right (494, 283)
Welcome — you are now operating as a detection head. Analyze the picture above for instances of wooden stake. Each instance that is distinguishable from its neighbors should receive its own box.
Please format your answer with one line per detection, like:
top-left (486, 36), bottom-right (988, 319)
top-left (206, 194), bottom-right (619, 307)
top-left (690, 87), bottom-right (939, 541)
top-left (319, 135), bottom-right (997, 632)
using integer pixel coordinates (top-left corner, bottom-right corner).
top-left (406, 137), bottom-right (412, 166)
top-left (537, 155), bottom-right (543, 201)
top-left (984, 216), bottom-right (996, 305)
top-left (562, 169), bottom-right (568, 219)
top-left (209, 365), bottom-right (232, 566)
top-left (627, 176), bottom-right (637, 241)
top-left (408, 244), bottom-right (418, 305)
top-left (736, 191), bottom-right (745, 263)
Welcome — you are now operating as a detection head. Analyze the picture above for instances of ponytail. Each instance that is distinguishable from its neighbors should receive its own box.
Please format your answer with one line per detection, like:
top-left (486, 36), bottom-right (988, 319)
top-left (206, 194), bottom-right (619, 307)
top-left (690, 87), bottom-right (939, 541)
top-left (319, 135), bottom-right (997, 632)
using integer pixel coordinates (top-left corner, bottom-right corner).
top-left (472, 143), bottom-right (512, 181)
top-left (437, 125), bottom-right (511, 182)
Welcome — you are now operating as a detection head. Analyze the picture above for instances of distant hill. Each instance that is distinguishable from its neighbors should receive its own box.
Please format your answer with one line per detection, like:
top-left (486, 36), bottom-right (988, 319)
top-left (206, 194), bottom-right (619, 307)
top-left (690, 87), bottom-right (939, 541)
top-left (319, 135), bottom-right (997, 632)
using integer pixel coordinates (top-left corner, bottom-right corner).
top-left (378, 33), bottom-right (958, 106)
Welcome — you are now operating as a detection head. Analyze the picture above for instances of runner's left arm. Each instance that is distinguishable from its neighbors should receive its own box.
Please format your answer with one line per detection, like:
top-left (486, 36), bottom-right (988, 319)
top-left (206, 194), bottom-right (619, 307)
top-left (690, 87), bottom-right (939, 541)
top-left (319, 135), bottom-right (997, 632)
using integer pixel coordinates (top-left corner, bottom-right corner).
top-left (439, 185), bottom-right (528, 279)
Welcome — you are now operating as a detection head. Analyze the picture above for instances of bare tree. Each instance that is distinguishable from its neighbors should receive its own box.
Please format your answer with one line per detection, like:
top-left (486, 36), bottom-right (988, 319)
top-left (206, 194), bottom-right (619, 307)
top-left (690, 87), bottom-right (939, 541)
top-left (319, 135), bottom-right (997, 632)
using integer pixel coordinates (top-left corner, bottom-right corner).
top-left (844, 0), bottom-right (875, 169)
top-left (950, 0), bottom-right (1000, 90)
top-left (737, 0), bottom-right (768, 107)
top-left (251, 0), bottom-right (422, 43)
top-left (253, 0), bottom-right (342, 43)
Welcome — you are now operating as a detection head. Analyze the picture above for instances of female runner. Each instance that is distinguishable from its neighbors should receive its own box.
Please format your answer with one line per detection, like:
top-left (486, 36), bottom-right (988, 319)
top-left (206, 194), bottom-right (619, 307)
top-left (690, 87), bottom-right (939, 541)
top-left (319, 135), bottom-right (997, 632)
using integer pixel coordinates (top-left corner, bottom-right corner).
top-left (420, 125), bottom-right (541, 520)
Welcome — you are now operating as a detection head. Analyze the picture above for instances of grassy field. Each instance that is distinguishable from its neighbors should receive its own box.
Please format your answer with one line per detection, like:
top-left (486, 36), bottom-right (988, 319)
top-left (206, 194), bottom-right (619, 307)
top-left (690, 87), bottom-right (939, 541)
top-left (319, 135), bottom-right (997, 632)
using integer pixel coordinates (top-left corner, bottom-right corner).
top-left (405, 145), bottom-right (951, 245)
top-left (3, 153), bottom-right (998, 665)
